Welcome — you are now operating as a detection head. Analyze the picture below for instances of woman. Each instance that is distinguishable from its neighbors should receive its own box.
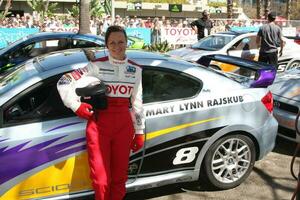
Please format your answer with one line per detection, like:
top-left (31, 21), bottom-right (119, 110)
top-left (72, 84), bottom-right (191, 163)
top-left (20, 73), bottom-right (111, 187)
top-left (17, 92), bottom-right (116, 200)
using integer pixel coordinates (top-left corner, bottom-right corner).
top-left (57, 25), bottom-right (145, 200)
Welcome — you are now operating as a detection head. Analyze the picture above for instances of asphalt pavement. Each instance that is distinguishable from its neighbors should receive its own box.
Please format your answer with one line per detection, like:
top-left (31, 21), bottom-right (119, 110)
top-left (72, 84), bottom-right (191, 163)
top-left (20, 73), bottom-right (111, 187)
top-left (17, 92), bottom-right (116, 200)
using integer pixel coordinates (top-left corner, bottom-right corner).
top-left (125, 137), bottom-right (299, 200)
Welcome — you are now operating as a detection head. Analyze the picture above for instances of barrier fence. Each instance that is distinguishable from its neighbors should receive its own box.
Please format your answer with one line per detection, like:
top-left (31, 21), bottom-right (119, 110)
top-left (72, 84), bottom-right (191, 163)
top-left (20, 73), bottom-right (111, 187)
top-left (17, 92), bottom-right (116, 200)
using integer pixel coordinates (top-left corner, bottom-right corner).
top-left (0, 18), bottom-right (299, 49)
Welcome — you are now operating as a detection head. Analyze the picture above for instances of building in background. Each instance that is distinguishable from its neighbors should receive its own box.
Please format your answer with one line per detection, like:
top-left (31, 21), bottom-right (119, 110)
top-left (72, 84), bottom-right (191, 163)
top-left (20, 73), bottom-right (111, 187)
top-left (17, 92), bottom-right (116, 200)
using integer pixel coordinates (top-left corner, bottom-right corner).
top-left (0, 0), bottom-right (244, 19)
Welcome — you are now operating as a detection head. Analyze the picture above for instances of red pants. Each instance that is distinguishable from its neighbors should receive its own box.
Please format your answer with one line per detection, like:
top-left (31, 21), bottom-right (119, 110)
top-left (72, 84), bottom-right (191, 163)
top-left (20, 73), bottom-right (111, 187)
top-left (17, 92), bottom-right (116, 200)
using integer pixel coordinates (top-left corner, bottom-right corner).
top-left (86, 98), bottom-right (134, 200)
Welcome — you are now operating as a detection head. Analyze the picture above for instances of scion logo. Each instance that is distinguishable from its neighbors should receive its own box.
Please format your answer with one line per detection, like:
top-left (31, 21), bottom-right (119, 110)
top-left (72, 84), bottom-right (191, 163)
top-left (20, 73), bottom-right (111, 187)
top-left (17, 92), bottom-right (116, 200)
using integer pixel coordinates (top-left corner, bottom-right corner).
top-left (19, 181), bottom-right (89, 196)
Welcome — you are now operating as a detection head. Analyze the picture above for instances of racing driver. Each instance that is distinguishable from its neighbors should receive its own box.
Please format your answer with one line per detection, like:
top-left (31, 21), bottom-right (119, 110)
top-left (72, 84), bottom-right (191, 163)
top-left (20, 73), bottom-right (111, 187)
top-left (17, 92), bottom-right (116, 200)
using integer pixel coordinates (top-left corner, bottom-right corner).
top-left (57, 25), bottom-right (145, 200)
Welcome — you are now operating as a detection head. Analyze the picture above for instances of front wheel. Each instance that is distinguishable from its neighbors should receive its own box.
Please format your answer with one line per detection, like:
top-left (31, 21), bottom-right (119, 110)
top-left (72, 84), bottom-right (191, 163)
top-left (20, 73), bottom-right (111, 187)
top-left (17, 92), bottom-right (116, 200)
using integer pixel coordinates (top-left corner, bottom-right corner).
top-left (286, 60), bottom-right (300, 71)
top-left (202, 134), bottom-right (256, 190)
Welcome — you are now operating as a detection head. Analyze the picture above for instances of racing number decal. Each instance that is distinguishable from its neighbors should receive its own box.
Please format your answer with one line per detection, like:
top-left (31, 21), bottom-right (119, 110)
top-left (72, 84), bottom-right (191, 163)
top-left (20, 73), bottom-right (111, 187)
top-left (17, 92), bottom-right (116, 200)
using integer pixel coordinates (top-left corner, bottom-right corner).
top-left (173, 147), bottom-right (199, 165)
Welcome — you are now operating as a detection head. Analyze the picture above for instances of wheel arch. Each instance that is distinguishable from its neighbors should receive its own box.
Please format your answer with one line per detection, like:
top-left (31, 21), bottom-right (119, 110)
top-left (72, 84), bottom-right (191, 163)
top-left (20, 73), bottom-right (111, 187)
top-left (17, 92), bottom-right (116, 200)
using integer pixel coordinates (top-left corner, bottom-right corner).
top-left (193, 128), bottom-right (260, 180)
top-left (286, 58), bottom-right (300, 70)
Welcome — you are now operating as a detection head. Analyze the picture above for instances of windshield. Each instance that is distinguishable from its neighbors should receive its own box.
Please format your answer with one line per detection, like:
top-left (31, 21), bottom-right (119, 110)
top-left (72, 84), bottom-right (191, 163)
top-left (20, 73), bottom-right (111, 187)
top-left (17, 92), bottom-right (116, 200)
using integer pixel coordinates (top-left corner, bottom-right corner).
top-left (191, 35), bottom-right (236, 51)
top-left (0, 35), bottom-right (30, 54)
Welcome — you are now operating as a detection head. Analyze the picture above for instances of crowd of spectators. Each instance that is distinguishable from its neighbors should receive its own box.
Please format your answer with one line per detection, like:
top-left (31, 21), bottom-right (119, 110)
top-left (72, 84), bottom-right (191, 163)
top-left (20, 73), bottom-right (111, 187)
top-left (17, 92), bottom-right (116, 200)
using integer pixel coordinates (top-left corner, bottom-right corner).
top-left (0, 13), bottom-right (268, 30)
top-left (0, 13), bottom-right (282, 44)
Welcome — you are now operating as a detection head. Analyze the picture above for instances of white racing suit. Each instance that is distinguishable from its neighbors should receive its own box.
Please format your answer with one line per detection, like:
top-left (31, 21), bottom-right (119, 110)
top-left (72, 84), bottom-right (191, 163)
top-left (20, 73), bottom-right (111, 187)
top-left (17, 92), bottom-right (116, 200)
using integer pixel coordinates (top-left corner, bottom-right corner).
top-left (57, 55), bottom-right (145, 200)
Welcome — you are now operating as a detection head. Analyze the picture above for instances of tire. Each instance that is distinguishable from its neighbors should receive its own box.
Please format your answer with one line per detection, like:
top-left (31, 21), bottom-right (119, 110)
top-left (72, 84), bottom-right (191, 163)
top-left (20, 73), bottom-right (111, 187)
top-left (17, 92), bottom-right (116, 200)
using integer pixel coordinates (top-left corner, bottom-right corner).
top-left (286, 60), bottom-right (300, 71)
top-left (202, 134), bottom-right (256, 190)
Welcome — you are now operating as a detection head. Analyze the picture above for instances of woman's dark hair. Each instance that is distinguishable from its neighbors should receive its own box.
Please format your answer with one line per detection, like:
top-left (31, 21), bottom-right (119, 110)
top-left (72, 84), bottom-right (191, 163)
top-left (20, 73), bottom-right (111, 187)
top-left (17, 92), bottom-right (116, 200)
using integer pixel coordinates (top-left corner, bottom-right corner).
top-left (105, 25), bottom-right (127, 47)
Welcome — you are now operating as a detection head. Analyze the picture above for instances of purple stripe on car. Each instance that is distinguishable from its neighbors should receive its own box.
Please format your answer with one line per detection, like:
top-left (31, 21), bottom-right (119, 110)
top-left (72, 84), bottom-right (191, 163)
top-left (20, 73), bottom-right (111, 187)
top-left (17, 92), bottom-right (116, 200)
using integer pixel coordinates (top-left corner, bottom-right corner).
top-left (0, 136), bottom-right (8, 143)
top-left (45, 122), bottom-right (83, 133)
top-left (0, 136), bottom-right (86, 185)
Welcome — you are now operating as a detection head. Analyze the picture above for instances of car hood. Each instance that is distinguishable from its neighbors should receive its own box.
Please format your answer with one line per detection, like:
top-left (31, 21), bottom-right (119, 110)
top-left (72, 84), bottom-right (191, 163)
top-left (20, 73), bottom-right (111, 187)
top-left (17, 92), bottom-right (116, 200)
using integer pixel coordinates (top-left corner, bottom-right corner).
top-left (270, 69), bottom-right (300, 101)
top-left (168, 47), bottom-right (211, 61)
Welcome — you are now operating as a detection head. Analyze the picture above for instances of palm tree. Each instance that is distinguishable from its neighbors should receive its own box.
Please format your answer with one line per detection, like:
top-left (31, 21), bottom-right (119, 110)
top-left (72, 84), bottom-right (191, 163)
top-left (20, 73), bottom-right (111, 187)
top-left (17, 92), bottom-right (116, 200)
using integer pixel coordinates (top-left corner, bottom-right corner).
top-left (79, 0), bottom-right (91, 34)
top-left (286, 0), bottom-right (292, 20)
top-left (0, 0), bottom-right (12, 16)
top-left (257, 0), bottom-right (262, 19)
top-left (27, 0), bottom-right (57, 21)
top-left (264, 0), bottom-right (271, 19)
top-left (227, 0), bottom-right (233, 18)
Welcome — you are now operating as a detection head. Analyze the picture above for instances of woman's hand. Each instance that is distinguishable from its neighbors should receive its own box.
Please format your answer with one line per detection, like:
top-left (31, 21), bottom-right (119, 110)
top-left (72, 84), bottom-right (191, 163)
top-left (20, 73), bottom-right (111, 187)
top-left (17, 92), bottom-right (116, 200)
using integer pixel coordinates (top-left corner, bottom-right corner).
top-left (131, 134), bottom-right (144, 153)
top-left (75, 103), bottom-right (94, 120)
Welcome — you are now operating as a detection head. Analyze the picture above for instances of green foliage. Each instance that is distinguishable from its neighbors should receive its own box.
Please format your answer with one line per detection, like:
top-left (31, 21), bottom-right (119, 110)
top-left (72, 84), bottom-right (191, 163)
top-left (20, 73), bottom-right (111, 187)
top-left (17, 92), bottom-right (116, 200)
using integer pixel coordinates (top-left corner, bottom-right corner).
top-left (142, 40), bottom-right (171, 53)
top-left (67, 4), bottom-right (79, 18)
top-left (208, 2), bottom-right (226, 7)
top-left (46, 3), bottom-right (58, 17)
top-left (0, 11), bottom-right (10, 20)
top-left (90, 0), bottom-right (105, 18)
top-left (27, 0), bottom-right (57, 20)
top-left (68, 0), bottom-right (106, 19)
top-left (124, 0), bottom-right (189, 4)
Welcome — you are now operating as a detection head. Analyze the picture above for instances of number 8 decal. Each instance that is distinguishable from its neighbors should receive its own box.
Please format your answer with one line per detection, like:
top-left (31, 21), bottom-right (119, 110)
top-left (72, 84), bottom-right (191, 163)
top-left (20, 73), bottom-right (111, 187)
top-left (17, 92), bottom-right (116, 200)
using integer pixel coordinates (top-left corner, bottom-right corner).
top-left (173, 147), bottom-right (199, 165)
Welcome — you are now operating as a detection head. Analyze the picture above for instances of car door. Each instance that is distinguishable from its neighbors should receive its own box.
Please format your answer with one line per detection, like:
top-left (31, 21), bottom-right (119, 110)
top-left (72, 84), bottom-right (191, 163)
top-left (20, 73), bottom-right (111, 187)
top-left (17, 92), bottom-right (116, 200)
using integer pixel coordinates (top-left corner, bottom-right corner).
top-left (228, 36), bottom-right (259, 61)
top-left (130, 67), bottom-right (203, 179)
top-left (0, 75), bottom-right (92, 200)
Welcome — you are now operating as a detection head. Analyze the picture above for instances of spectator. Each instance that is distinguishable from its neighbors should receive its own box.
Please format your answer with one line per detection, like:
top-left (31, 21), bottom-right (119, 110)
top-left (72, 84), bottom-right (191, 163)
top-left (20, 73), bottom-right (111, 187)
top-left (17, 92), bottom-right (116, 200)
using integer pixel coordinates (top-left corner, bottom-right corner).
top-left (256, 11), bottom-right (284, 69)
top-left (151, 17), bottom-right (161, 44)
top-left (48, 17), bottom-right (57, 28)
top-left (190, 10), bottom-right (213, 40)
top-left (103, 15), bottom-right (112, 32)
top-left (128, 19), bottom-right (136, 28)
top-left (182, 20), bottom-right (188, 28)
top-left (144, 17), bottom-right (153, 28)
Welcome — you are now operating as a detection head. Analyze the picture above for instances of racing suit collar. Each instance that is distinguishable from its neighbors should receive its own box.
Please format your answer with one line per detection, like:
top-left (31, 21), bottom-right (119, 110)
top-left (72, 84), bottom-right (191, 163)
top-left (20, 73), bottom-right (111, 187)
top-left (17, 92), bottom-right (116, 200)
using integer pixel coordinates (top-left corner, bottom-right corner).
top-left (109, 55), bottom-right (128, 66)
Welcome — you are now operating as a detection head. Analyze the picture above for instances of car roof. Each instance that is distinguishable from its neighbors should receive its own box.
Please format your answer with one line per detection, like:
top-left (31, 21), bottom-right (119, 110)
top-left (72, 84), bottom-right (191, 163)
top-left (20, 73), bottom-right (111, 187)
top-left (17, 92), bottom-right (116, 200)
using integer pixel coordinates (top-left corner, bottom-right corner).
top-left (214, 31), bottom-right (257, 36)
top-left (0, 32), bottom-right (104, 54)
top-left (35, 48), bottom-right (195, 72)
top-left (25, 32), bottom-right (104, 40)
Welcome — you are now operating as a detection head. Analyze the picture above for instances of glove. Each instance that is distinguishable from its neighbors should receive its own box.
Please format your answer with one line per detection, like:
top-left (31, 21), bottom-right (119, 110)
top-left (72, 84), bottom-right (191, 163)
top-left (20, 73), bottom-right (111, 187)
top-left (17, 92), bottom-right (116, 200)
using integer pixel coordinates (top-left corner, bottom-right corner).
top-left (131, 134), bottom-right (144, 153)
top-left (75, 103), bottom-right (93, 120)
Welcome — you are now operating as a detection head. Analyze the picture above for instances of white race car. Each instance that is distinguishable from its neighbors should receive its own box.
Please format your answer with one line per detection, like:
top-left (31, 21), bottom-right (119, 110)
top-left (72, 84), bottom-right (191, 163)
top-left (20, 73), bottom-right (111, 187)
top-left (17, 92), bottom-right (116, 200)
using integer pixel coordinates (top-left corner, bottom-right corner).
top-left (168, 31), bottom-right (300, 72)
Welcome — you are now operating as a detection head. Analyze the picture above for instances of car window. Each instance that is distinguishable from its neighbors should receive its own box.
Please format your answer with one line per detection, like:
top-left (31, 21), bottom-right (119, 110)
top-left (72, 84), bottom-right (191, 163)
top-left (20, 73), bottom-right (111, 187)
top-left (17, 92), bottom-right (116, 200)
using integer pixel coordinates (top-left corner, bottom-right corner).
top-left (192, 35), bottom-right (236, 51)
top-left (142, 68), bottom-right (201, 104)
top-left (248, 36), bottom-right (258, 50)
top-left (32, 39), bottom-right (69, 55)
top-left (6, 43), bottom-right (35, 60)
top-left (8, 39), bottom-right (68, 60)
top-left (2, 75), bottom-right (74, 127)
top-left (71, 39), bottom-right (104, 48)
top-left (233, 36), bottom-right (258, 51)
top-left (0, 39), bottom-right (70, 72)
